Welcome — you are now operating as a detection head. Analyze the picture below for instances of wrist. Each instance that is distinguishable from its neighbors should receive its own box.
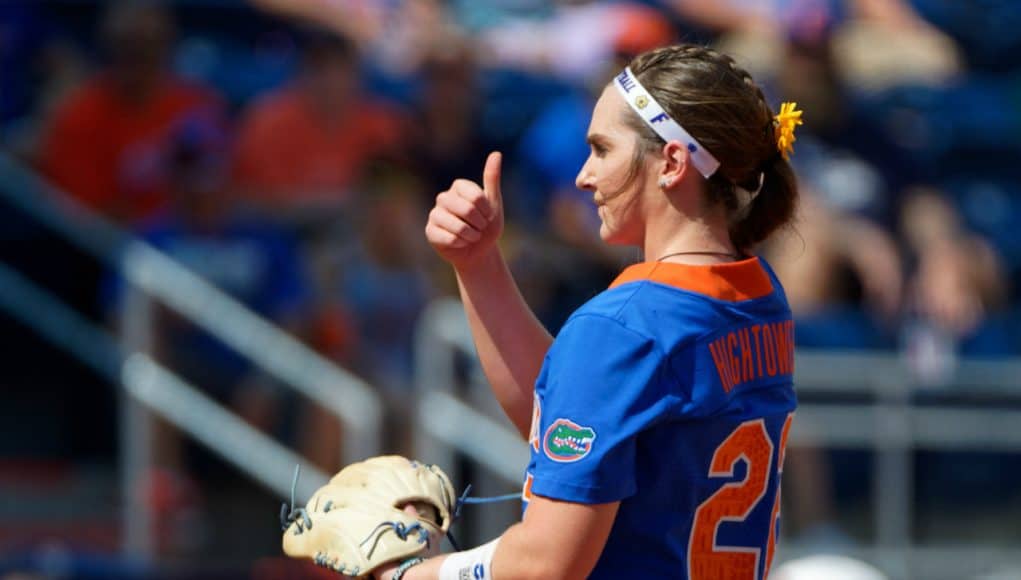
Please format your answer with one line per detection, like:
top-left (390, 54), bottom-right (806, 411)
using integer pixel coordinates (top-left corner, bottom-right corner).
top-left (438, 538), bottom-right (500, 580)
top-left (454, 247), bottom-right (504, 279)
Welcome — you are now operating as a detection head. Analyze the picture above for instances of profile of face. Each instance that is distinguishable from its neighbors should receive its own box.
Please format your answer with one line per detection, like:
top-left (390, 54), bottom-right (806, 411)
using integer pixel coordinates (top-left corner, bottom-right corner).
top-left (575, 86), bottom-right (654, 245)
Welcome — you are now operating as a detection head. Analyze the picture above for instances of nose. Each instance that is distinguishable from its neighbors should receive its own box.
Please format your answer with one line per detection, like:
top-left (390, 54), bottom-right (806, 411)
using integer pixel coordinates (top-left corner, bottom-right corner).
top-left (575, 157), bottom-right (595, 192)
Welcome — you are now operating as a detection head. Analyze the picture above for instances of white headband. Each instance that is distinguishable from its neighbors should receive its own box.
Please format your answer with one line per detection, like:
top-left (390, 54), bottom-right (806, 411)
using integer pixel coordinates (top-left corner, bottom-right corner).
top-left (613, 67), bottom-right (720, 179)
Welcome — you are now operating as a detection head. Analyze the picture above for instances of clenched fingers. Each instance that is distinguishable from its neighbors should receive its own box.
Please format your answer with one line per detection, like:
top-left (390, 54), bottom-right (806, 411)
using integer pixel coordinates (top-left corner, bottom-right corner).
top-left (439, 188), bottom-right (490, 231)
top-left (425, 222), bottom-right (470, 248)
top-left (429, 206), bottom-right (483, 243)
top-left (448, 179), bottom-right (497, 222)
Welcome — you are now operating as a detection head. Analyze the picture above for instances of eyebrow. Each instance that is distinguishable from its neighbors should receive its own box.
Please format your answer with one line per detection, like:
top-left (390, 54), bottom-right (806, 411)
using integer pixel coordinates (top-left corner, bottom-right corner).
top-left (586, 133), bottom-right (610, 147)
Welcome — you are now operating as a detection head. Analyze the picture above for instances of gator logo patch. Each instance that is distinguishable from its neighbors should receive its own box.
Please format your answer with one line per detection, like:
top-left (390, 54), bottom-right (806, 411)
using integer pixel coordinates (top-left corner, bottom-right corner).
top-left (543, 418), bottom-right (596, 462)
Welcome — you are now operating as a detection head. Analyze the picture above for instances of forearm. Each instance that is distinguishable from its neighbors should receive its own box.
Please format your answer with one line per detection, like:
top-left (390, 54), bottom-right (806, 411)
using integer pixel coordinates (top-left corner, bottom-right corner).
top-left (455, 250), bottom-right (553, 438)
top-left (381, 496), bottom-right (617, 580)
top-left (399, 524), bottom-right (555, 580)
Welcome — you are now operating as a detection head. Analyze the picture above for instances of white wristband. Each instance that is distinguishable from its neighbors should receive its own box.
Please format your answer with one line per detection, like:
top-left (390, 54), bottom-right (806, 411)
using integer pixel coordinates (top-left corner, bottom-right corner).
top-left (438, 538), bottom-right (500, 580)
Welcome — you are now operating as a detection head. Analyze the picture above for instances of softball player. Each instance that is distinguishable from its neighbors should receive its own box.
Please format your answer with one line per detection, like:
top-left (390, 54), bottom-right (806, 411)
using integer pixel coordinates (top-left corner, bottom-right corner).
top-left (393, 43), bottom-right (801, 580)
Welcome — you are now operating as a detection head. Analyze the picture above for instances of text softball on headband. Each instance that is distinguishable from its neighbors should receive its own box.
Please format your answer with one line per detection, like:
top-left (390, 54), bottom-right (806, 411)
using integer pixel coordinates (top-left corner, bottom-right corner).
top-left (614, 67), bottom-right (721, 179)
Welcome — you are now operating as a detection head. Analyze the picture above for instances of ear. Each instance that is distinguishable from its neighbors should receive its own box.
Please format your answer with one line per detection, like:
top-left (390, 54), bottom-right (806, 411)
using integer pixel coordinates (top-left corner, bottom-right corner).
top-left (658, 140), bottom-right (690, 189)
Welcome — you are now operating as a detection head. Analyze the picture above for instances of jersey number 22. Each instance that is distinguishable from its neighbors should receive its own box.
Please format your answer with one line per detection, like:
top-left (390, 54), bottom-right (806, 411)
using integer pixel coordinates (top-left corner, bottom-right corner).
top-left (688, 414), bottom-right (794, 580)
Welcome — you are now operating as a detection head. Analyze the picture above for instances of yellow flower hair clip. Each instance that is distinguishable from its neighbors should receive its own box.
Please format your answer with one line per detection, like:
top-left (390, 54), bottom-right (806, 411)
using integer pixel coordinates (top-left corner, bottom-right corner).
top-left (774, 102), bottom-right (803, 161)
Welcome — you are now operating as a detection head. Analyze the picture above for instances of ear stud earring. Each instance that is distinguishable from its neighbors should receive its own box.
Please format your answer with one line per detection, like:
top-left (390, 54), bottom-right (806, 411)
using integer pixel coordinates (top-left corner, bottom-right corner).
top-left (659, 178), bottom-right (671, 188)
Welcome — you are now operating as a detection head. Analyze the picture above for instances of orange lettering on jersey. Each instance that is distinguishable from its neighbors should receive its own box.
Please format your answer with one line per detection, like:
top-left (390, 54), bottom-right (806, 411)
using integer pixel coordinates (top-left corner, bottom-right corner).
top-left (773, 322), bottom-right (790, 375)
top-left (762, 323), bottom-right (777, 377)
top-left (787, 321), bottom-right (796, 373)
top-left (751, 324), bottom-right (764, 378)
top-left (688, 420), bottom-right (774, 580)
top-left (739, 328), bottom-right (754, 383)
top-left (765, 413), bottom-right (795, 579)
top-left (727, 333), bottom-right (740, 386)
top-left (709, 340), bottom-right (734, 393)
top-left (720, 335), bottom-right (738, 393)
top-left (709, 321), bottom-right (794, 395)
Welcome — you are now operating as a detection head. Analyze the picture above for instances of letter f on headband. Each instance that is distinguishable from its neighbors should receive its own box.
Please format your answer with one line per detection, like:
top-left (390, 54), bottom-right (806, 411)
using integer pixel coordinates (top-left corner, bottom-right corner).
top-left (614, 67), bottom-right (721, 179)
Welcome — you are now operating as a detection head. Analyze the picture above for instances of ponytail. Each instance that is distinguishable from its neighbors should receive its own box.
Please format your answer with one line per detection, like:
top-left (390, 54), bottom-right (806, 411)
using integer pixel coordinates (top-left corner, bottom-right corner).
top-left (728, 155), bottom-right (798, 251)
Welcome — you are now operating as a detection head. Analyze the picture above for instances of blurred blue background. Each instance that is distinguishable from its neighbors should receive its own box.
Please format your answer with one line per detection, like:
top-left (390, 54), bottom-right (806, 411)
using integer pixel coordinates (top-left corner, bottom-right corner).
top-left (1, 0), bottom-right (1020, 578)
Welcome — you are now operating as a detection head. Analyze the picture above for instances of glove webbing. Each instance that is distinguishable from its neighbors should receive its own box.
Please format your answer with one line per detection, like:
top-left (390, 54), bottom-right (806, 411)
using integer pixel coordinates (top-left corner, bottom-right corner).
top-left (280, 465), bottom-right (521, 553)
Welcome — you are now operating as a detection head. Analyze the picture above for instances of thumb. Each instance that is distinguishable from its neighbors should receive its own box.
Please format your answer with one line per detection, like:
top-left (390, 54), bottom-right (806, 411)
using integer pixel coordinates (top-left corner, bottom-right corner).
top-left (482, 151), bottom-right (503, 215)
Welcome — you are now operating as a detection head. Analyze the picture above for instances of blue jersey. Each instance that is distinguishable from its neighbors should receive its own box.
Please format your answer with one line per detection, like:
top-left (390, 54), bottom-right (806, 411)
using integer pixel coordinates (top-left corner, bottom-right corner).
top-left (523, 257), bottom-right (797, 579)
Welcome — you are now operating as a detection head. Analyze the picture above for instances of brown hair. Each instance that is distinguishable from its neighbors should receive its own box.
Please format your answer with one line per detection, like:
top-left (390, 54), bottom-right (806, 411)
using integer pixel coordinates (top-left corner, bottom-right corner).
top-left (621, 44), bottom-right (799, 250)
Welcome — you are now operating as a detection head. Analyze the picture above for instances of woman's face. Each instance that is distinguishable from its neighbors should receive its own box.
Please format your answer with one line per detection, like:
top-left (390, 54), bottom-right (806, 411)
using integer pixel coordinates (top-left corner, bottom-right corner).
top-left (575, 86), bottom-right (654, 245)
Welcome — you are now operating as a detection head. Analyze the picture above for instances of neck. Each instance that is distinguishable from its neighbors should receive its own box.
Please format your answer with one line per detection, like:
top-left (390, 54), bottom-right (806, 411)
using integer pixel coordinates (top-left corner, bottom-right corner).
top-left (637, 165), bottom-right (741, 264)
top-left (642, 195), bottom-right (737, 264)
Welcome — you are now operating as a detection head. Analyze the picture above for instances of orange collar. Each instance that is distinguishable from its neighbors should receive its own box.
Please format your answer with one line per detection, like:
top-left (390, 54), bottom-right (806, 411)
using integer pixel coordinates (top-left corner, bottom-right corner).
top-left (609, 257), bottom-right (773, 301)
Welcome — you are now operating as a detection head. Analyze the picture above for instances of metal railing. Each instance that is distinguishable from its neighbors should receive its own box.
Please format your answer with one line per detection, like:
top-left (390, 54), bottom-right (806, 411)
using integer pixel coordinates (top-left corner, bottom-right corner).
top-left (0, 262), bottom-right (330, 555)
top-left (0, 154), bottom-right (384, 562)
top-left (413, 296), bottom-right (1021, 580)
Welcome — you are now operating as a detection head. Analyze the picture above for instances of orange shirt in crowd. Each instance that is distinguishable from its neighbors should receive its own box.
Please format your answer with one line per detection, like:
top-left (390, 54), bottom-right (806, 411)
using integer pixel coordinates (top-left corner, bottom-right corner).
top-left (38, 75), bottom-right (220, 223)
top-left (231, 87), bottom-right (405, 205)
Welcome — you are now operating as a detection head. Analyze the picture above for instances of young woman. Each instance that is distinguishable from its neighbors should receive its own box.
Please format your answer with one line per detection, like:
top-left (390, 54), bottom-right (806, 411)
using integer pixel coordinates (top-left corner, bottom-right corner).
top-left (390, 44), bottom-right (802, 580)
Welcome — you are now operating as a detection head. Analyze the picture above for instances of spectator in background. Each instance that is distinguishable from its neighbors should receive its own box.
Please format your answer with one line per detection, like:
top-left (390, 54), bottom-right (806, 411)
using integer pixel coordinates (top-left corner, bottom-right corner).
top-left (142, 115), bottom-right (313, 447)
top-left (232, 25), bottom-right (410, 324)
top-left (408, 42), bottom-right (491, 199)
top-left (900, 187), bottom-right (1010, 375)
top-left (480, 1), bottom-right (676, 86)
top-left (247, 0), bottom-right (385, 47)
top-left (718, 0), bottom-right (912, 346)
top-left (130, 116), bottom-right (340, 553)
top-left (667, 0), bottom-right (837, 42)
top-left (333, 162), bottom-right (434, 397)
top-left (764, 183), bottom-right (905, 342)
top-left (0, 1), bottom-right (89, 159)
top-left (231, 27), bottom-right (407, 220)
top-left (249, 0), bottom-right (463, 79)
top-left (38, 1), bottom-right (221, 225)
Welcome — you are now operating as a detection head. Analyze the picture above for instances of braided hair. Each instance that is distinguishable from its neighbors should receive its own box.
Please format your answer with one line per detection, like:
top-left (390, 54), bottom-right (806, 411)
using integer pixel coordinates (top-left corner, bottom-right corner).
top-left (622, 44), bottom-right (799, 250)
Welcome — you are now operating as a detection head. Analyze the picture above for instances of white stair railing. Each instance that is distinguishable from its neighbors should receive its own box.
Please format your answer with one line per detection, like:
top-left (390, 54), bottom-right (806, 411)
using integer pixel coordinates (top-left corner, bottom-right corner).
top-left (0, 261), bottom-right (331, 559)
top-left (0, 154), bottom-right (383, 562)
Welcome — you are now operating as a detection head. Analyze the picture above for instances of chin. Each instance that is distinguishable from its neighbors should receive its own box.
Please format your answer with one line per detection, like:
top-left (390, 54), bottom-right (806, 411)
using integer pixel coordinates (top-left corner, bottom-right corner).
top-left (598, 222), bottom-right (619, 243)
top-left (598, 222), bottom-right (612, 241)
top-left (599, 224), bottom-right (635, 246)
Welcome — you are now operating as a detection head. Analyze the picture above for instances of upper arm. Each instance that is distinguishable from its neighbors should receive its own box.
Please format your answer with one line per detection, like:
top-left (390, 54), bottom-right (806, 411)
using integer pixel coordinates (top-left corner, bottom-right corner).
top-left (529, 314), bottom-right (667, 503)
top-left (494, 494), bottom-right (619, 580)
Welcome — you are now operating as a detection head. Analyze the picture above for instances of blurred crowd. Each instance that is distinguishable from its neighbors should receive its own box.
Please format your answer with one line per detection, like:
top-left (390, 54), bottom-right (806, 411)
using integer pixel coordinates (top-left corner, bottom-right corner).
top-left (2, 0), bottom-right (1021, 564)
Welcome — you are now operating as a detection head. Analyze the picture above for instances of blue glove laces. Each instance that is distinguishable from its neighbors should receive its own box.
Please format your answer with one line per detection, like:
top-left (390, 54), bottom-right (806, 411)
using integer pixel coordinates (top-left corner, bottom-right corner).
top-left (279, 465), bottom-right (522, 555)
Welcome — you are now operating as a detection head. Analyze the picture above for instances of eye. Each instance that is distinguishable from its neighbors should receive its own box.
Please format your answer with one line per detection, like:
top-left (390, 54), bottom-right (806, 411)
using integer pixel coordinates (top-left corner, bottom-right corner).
top-left (590, 143), bottom-right (608, 157)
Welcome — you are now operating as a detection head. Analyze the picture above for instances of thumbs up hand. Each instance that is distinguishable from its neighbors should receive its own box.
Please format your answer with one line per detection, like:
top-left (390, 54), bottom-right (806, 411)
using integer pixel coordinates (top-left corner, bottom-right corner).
top-left (426, 151), bottom-right (505, 270)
